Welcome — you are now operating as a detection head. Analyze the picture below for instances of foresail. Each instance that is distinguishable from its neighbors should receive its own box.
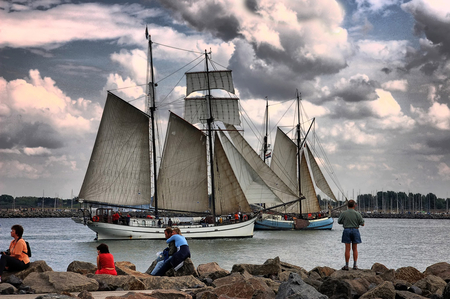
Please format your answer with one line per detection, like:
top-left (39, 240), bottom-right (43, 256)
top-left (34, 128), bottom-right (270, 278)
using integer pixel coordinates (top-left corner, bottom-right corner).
top-left (157, 112), bottom-right (209, 212)
top-left (214, 133), bottom-right (252, 214)
top-left (306, 144), bottom-right (338, 202)
top-left (79, 92), bottom-right (151, 206)
top-left (225, 124), bottom-right (299, 204)
top-left (184, 97), bottom-right (240, 125)
top-left (218, 131), bottom-right (283, 206)
top-left (300, 151), bottom-right (321, 213)
top-left (270, 128), bottom-right (299, 195)
top-left (186, 70), bottom-right (235, 96)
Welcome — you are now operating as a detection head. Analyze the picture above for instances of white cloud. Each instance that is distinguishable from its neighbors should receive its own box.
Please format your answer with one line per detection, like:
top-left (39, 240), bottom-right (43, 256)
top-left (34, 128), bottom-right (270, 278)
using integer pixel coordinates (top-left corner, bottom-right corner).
top-left (23, 147), bottom-right (52, 156)
top-left (357, 39), bottom-right (409, 62)
top-left (369, 89), bottom-right (401, 117)
top-left (381, 79), bottom-right (408, 92)
top-left (0, 160), bottom-right (43, 179)
top-left (411, 102), bottom-right (450, 130)
top-left (437, 162), bottom-right (450, 180)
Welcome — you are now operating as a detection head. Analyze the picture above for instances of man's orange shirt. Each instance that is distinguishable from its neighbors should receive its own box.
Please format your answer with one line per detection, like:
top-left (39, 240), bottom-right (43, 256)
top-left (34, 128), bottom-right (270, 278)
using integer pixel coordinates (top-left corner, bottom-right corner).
top-left (9, 239), bottom-right (30, 264)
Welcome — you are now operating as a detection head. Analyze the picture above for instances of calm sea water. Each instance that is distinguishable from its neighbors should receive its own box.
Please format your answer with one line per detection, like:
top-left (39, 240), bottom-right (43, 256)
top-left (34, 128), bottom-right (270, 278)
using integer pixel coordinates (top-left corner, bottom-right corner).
top-left (1, 218), bottom-right (449, 273)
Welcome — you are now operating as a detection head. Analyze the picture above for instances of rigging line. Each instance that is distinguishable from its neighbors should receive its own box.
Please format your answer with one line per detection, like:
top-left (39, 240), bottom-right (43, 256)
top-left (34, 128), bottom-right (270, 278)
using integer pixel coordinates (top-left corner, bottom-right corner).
top-left (108, 83), bottom-right (147, 92)
top-left (156, 53), bottom-right (204, 84)
top-left (153, 42), bottom-right (204, 54)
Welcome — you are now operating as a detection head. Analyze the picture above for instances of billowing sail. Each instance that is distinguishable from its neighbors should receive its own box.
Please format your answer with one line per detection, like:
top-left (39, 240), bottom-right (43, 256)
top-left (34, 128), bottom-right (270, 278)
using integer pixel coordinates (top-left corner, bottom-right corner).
top-left (214, 134), bottom-right (252, 214)
top-left (270, 128), bottom-right (298, 195)
top-left (79, 92), bottom-right (151, 206)
top-left (217, 131), bottom-right (283, 206)
top-left (184, 97), bottom-right (240, 125)
top-left (306, 144), bottom-right (338, 201)
top-left (157, 112), bottom-right (209, 212)
top-left (225, 124), bottom-right (299, 204)
top-left (186, 70), bottom-right (235, 96)
top-left (300, 151), bottom-right (321, 213)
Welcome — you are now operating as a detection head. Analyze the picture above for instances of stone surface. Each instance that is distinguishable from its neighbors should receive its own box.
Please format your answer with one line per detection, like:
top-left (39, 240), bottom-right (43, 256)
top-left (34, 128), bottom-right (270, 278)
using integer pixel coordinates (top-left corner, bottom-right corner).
top-left (146, 258), bottom-right (197, 277)
top-left (115, 262), bottom-right (151, 279)
top-left (139, 275), bottom-right (205, 290)
top-left (78, 290), bottom-right (95, 299)
top-left (309, 266), bottom-right (335, 279)
top-left (424, 262), bottom-right (450, 282)
top-left (443, 281), bottom-right (450, 299)
top-left (0, 282), bottom-right (17, 294)
top-left (276, 273), bottom-right (328, 299)
top-left (67, 261), bottom-right (97, 275)
top-left (395, 267), bottom-right (425, 284)
top-left (395, 290), bottom-right (428, 299)
top-left (89, 274), bottom-right (146, 291)
top-left (104, 290), bottom-right (191, 299)
top-left (1, 260), bottom-right (53, 281)
top-left (359, 281), bottom-right (396, 299)
top-left (231, 257), bottom-right (281, 277)
top-left (23, 271), bottom-right (99, 293)
top-left (197, 262), bottom-right (229, 281)
top-left (413, 274), bottom-right (447, 297)
top-left (371, 262), bottom-right (390, 274)
top-left (319, 277), bottom-right (352, 298)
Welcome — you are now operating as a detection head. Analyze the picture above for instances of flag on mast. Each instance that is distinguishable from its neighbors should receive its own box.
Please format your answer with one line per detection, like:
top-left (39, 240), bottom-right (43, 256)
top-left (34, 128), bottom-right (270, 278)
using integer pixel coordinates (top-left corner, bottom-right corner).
top-left (145, 26), bottom-right (149, 40)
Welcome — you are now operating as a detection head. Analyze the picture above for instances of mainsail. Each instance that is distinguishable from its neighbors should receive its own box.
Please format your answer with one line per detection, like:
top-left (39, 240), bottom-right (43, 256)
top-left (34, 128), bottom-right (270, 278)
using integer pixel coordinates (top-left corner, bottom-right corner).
top-left (186, 70), bottom-right (234, 95)
top-left (79, 92), bottom-right (151, 206)
top-left (184, 97), bottom-right (240, 125)
top-left (157, 112), bottom-right (209, 212)
top-left (300, 151), bottom-right (321, 213)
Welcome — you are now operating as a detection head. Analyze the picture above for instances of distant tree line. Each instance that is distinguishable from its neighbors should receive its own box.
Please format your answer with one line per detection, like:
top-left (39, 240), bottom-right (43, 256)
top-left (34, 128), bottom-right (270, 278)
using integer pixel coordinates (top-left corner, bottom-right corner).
top-left (0, 194), bottom-right (80, 210)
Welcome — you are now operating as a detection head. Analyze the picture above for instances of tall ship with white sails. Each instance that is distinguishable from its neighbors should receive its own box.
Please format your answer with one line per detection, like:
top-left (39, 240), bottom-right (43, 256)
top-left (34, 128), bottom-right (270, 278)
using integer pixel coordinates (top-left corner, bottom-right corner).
top-left (78, 31), bottom-right (256, 240)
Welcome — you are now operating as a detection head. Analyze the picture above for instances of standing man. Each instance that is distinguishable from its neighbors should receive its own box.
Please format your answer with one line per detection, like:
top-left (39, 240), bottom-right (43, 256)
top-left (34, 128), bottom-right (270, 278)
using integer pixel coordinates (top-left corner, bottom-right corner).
top-left (338, 199), bottom-right (364, 270)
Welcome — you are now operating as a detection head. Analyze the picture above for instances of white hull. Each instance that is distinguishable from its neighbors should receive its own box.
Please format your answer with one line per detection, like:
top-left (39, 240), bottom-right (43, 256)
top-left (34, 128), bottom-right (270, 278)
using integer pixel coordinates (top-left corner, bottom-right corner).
top-left (87, 217), bottom-right (257, 240)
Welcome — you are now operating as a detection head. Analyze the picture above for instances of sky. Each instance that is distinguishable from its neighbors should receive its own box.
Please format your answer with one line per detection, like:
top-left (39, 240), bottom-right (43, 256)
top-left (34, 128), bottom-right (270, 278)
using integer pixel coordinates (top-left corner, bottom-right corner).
top-left (1, 0), bottom-right (450, 200)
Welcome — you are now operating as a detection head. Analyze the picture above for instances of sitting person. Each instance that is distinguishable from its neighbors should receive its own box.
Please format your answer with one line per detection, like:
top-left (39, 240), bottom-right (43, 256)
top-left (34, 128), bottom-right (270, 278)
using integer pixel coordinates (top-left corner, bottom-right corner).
top-left (152, 227), bottom-right (190, 276)
top-left (95, 243), bottom-right (117, 275)
top-left (150, 227), bottom-right (176, 275)
top-left (0, 224), bottom-right (30, 282)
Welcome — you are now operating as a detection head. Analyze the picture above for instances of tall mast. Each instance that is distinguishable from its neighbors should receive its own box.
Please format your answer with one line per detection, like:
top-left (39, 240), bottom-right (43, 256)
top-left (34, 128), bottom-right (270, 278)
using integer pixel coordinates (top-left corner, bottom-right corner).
top-left (146, 28), bottom-right (159, 217)
top-left (263, 97), bottom-right (269, 163)
top-left (296, 90), bottom-right (303, 215)
top-left (205, 50), bottom-right (217, 223)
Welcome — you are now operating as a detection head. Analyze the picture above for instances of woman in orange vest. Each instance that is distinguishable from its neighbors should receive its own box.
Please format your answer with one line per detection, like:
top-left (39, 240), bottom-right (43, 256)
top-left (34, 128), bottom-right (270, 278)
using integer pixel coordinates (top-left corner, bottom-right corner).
top-left (0, 224), bottom-right (30, 282)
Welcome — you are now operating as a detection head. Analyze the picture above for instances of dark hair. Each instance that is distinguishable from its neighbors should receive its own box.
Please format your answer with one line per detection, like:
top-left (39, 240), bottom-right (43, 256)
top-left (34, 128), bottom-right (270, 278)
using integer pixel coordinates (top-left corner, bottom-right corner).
top-left (164, 227), bottom-right (173, 235)
top-left (96, 243), bottom-right (110, 253)
top-left (348, 200), bottom-right (356, 208)
top-left (11, 225), bottom-right (24, 238)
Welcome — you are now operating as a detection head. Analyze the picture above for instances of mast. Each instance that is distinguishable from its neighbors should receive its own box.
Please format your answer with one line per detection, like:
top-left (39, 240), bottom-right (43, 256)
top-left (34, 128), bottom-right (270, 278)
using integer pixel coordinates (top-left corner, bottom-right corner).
top-left (296, 90), bottom-right (303, 216)
top-left (146, 28), bottom-right (159, 217)
top-left (205, 50), bottom-right (217, 224)
top-left (263, 97), bottom-right (269, 163)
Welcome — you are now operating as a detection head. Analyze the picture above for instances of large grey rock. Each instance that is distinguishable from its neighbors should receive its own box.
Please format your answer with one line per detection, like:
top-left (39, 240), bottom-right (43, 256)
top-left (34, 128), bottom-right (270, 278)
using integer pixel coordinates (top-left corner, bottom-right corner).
top-left (103, 290), bottom-right (192, 299)
top-left (395, 267), bottom-right (425, 284)
top-left (231, 257), bottom-right (281, 277)
top-left (89, 274), bottom-right (146, 290)
top-left (424, 262), bottom-right (450, 282)
top-left (309, 266), bottom-right (336, 279)
top-left (67, 261), bottom-right (97, 275)
top-left (395, 290), bottom-right (428, 299)
top-left (197, 262), bottom-right (229, 281)
top-left (276, 273), bottom-right (328, 299)
top-left (443, 281), bottom-right (450, 299)
top-left (319, 277), bottom-right (352, 298)
top-left (115, 262), bottom-right (151, 279)
top-left (280, 261), bottom-right (309, 278)
top-left (1, 260), bottom-right (53, 281)
top-left (78, 290), bottom-right (95, 299)
top-left (359, 281), bottom-right (395, 299)
top-left (23, 271), bottom-right (99, 294)
top-left (0, 282), bottom-right (17, 295)
top-left (371, 262), bottom-right (390, 274)
top-left (413, 274), bottom-right (447, 297)
top-left (139, 275), bottom-right (205, 290)
top-left (145, 258), bottom-right (197, 277)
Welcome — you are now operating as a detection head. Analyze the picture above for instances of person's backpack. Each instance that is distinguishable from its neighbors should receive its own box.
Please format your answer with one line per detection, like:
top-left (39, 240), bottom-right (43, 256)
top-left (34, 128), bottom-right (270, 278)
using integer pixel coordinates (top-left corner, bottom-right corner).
top-left (22, 240), bottom-right (32, 257)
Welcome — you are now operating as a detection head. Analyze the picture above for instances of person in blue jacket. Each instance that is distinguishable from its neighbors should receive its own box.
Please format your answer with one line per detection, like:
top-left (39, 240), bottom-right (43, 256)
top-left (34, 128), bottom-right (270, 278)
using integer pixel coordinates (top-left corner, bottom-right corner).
top-left (152, 227), bottom-right (190, 276)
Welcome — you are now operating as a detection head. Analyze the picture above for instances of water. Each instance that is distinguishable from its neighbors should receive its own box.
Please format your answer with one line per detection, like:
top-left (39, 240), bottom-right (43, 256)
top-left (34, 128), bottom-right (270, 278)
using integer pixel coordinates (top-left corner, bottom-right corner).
top-left (1, 218), bottom-right (449, 273)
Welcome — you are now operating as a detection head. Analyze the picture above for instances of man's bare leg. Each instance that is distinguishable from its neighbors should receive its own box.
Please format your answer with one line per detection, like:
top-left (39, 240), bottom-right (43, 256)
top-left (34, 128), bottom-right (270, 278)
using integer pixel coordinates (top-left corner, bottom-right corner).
top-left (352, 243), bottom-right (358, 268)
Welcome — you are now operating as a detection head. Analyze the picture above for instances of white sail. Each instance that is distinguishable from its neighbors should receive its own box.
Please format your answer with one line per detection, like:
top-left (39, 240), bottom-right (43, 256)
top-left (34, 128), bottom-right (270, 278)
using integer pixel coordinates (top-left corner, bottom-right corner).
top-left (270, 128), bottom-right (299, 195)
top-left (217, 131), bottom-right (283, 206)
top-left (214, 134), bottom-right (253, 214)
top-left (300, 151), bottom-right (321, 213)
top-left (186, 70), bottom-right (235, 96)
top-left (306, 144), bottom-right (338, 202)
top-left (225, 124), bottom-right (299, 204)
top-left (79, 93), bottom-right (151, 206)
top-left (184, 97), bottom-right (240, 125)
top-left (157, 112), bottom-right (209, 212)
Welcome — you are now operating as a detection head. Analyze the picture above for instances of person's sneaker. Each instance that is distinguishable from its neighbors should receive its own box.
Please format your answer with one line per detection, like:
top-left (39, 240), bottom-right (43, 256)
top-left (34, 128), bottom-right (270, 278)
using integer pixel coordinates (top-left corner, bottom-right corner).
top-left (341, 265), bottom-right (349, 271)
top-left (353, 266), bottom-right (359, 270)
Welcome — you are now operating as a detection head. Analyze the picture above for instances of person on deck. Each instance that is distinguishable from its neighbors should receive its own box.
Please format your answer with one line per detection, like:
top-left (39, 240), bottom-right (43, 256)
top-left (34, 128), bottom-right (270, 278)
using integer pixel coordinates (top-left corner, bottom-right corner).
top-left (95, 243), bottom-right (117, 275)
top-left (152, 227), bottom-right (190, 276)
top-left (112, 212), bottom-right (120, 224)
top-left (0, 224), bottom-right (30, 283)
top-left (338, 200), bottom-right (365, 270)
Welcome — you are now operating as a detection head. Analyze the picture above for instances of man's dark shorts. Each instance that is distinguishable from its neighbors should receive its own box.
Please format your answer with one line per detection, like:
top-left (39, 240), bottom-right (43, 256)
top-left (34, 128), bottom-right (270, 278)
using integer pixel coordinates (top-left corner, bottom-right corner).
top-left (342, 228), bottom-right (362, 244)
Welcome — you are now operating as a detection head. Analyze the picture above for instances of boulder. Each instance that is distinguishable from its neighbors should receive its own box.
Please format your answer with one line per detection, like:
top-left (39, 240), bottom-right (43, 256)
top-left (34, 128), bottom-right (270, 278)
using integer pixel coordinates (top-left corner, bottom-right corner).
top-left (23, 271), bottom-right (99, 294)
top-left (139, 275), bottom-right (205, 290)
top-left (1, 260), bottom-right (53, 281)
top-left (89, 274), bottom-right (146, 291)
top-left (379, 269), bottom-right (396, 282)
top-left (280, 261), bottom-right (309, 278)
top-left (197, 262), bottom-right (229, 280)
top-left (145, 258), bottom-right (197, 277)
top-left (78, 290), bottom-right (95, 299)
top-left (309, 266), bottom-right (336, 279)
top-left (276, 273), bottom-right (327, 299)
top-left (67, 261), bottom-right (97, 275)
top-left (443, 281), bottom-right (450, 299)
top-left (0, 282), bottom-right (17, 295)
top-left (115, 262), bottom-right (152, 279)
top-left (359, 281), bottom-right (396, 299)
top-left (394, 279), bottom-right (412, 291)
top-left (413, 274), bottom-right (447, 297)
top-left (424, 262), bottom-right (450, 282)
top-left (1, 274), bottom-right (23, 287)
top-left (371, 262), bottom-right (390, 274)
top-left (212, 280), bottom-right (257, 299)
top-left (395, 290), bottom-right (428, 299)
top-left (116, 261), bottom-right (137, 271)
top-left (103, 291), bottom-right (190, 299)
top-left (395, 267), bottom-right (425, 284)
top-left (319, 277), bottom-right (352, 298)
top-left (231, 257), bottom-right (281, 277)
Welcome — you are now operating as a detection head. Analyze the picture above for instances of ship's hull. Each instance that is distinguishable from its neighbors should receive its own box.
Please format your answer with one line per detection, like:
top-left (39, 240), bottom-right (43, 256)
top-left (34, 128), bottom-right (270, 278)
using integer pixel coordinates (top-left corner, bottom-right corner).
top-left (255, 215), bottom-right (333, 230)
top-left (87, 217), bottom-right (257, 240)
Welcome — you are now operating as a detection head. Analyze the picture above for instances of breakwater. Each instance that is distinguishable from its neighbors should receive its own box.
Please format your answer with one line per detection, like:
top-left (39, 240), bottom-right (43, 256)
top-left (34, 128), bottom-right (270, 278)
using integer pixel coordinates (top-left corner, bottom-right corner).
top-left (0, 209), bottom-right (80, 218)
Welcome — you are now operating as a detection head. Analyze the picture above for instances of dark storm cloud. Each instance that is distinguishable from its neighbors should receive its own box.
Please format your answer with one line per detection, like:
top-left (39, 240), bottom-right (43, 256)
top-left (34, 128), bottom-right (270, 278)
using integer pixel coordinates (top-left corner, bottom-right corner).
top-left (158, 0), bottom-right (241, 41)
top-left (0, 120), bottom-right (64, 150)
top-left (381, 67), bottom-right (392, 74)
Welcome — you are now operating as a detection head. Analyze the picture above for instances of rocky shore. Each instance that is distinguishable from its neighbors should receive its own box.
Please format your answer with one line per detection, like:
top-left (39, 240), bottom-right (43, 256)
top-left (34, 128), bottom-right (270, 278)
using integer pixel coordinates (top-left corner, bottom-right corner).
top-left (0, 209), bottom-right (80, 218)
top-left (1, 257), bottom-right (450, 299)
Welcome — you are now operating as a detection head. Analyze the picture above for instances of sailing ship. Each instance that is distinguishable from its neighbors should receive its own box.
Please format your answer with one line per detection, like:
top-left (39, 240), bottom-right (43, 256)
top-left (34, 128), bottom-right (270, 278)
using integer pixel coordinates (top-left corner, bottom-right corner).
top-left (224, 92), bottom-right (338, 230)
top-left (78, 33), bottom-right (256, 240)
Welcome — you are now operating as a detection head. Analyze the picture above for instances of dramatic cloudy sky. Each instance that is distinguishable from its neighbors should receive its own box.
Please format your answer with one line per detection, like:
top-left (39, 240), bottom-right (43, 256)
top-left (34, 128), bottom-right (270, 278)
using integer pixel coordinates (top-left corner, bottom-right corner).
top-left (1, 0), bottom-right (450, 200)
